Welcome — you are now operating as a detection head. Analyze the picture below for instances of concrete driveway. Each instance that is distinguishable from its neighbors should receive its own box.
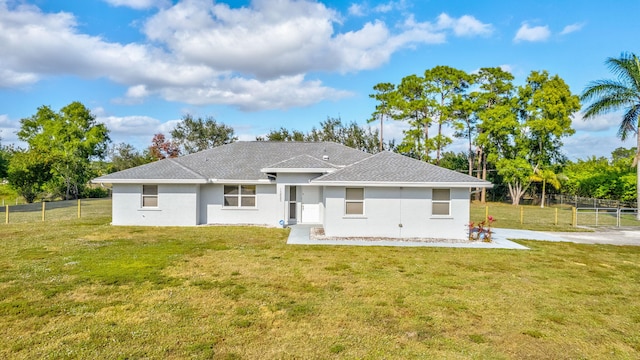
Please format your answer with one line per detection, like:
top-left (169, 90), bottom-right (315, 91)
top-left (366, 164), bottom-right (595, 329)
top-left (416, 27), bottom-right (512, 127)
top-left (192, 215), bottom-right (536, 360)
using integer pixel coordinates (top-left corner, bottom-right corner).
top-left (495, 227), bottom-right (640, 246)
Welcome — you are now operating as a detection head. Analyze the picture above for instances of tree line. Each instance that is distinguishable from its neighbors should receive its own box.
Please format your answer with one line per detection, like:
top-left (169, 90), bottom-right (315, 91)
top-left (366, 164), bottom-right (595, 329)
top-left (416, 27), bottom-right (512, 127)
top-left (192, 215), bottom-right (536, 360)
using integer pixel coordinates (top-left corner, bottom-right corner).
top-left (0, 53), bottom-right (638, 210)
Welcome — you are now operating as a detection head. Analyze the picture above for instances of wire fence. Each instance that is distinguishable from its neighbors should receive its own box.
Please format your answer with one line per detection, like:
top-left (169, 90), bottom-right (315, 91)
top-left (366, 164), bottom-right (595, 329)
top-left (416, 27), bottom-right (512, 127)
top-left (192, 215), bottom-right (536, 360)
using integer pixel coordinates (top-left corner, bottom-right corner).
top-left (471, 202), bottom-right (640, 229)
top-left (0, 198), bottom-right (111, 224)
top-left (519, 194), bottom-right (638, 210)
top-left (576, 207), bottom-right (640, 227)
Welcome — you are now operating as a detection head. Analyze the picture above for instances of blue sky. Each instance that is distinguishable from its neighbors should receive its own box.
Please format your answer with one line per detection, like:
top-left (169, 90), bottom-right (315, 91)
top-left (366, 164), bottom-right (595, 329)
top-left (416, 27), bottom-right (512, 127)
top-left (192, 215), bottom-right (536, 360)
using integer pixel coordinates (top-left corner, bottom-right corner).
top-left (0, 0), bottom-right (638, 160)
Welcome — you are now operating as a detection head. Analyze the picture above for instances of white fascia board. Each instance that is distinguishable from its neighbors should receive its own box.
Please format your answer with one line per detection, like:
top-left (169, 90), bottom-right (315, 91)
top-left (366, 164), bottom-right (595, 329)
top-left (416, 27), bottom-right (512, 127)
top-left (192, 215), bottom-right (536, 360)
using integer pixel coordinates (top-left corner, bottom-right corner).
top-left (260, 168), bottom-right (334, 173)
top-left (91, 178), bottom-right (208, 184)
top-left (207, 179), bottom-right (274, 184)
top-left (310, 180), bottom-right (493, 188)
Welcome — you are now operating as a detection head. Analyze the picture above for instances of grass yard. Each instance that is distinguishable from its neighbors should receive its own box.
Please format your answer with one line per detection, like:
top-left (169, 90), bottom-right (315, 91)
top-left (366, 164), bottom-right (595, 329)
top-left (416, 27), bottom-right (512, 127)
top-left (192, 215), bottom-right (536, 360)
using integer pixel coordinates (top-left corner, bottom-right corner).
top-left (2, 211), bottom-right (640, 359)
top-left (471, 202), bottom-right (584, 231)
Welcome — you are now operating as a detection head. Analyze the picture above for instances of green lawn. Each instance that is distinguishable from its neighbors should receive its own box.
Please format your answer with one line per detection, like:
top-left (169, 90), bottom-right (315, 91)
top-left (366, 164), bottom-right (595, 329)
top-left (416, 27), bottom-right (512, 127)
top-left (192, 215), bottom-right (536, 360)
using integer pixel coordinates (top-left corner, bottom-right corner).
top-left (1, 207), bottom-right (640, 359)
top-left (471, 201), bottom-right (588, 231)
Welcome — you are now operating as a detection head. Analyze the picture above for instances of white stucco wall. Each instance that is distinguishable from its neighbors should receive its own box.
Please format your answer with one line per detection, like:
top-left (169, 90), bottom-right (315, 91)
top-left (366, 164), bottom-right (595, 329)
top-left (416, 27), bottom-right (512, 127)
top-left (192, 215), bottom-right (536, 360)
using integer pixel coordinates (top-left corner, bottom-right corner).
top-left (199, 184), bottom-right (282, 226)
top-left (323, 186), bottom-right (471, 240)
top-left (112, 183), bottom-right (199, 226)
top-left (276, 173), bottom-right (324, 225)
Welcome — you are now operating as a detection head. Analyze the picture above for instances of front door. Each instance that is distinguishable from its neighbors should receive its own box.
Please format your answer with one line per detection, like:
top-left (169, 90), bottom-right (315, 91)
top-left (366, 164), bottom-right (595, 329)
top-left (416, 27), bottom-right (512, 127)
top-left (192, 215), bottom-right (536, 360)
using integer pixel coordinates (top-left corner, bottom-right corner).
top-left (301, 187), bottom-right (320, 223)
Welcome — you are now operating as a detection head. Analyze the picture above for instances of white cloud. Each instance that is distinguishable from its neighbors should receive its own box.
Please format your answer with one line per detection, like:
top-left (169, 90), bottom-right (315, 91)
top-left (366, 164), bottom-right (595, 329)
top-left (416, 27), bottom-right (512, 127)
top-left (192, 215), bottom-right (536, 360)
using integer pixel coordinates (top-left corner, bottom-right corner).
top-left (0, 69), bottom-right (38, 88)
top-left (158, 74), bottom-right (353, 111)
top-left (103, 0), bottom-right (170, 10)
top-left (99, 115), bottom-right (163, 135)
top-left (514, 23), bottom-right (551, 43)
top-left (96, 114), bottom-right (182, 149)
top-left (563, 133), bottom-right (631, 160)
top-left (436, 13), bottom-right (493, 37)
top-left (560, 22), bottom-right (584, 35)
top-left (373, 1), bottom-right (407, 13)
top-left (348, 3), bottom-right (365, 17)
top-left (0, 0), bottom-right (493, 111)
top-left (498, 64), bottom-right (514, 73)
top-left (572, 111), bottom-right (621, 132)
top-left (0, 114), bottom-right (21, 144)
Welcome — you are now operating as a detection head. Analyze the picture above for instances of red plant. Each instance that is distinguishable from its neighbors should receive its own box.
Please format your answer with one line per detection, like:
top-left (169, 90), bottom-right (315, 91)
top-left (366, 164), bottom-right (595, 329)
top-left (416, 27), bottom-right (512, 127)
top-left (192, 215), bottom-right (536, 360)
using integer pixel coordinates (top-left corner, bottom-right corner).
top-left (468, 216), bottom-right (495, 242)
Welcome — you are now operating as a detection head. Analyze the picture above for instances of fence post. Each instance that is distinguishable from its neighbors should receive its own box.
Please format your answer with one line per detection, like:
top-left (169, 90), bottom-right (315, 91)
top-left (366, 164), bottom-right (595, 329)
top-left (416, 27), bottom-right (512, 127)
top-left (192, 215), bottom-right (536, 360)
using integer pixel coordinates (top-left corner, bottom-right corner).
top-left (5, 205), bottom-right (8, 224)
top-left (595, 208), bottom-right (599, 226)
top-left (77, 199), bottom-right (81, 219)
top-left (42, 202), bottom-right (45, 222)
top-left (485, 205), bottom-right (489, 222)
top-left (520, 206), bottom-right (524, 224)
top-left (554, 208), bottom-right (558, 226)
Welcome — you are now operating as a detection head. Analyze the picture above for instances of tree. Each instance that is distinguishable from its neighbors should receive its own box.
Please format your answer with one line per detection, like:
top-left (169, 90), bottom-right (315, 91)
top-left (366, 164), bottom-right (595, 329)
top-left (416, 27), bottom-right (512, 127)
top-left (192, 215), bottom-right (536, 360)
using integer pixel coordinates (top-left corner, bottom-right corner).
top-left (256, 117), bottom-right (388, 154)
top-left (148, 133), bottom-right (180, 160)
top-left (581, 52), bottom-right (640, 217)
top-left (308, 117), bottom-right (383, 153)
top-left (17, 102), bottom-right (110, 200)
top-left (257, 127), bottom-right (306, 142)
top-left (438, 151), bottom-right (469, 172)
top-left (519, 71), bottom-right (580, 167)
top-left (474, 67), bottom-right (518, 203)
top-left (7, 150), bottom-right (52, 203)
top-left (108, 143), bottom-right (153, 173)
top-left (368, 82), bottom-right (397, 152)
top-left (171, 115), bottom-right (237, 154)
top-left (423, 66), bottom-right (473, 165)
top-left (394, 74), bottom-right (434, 161)
top-left (530, 167), bottom-right (561, 208)
top-left (497, 158), bottom-right (533, 206)
top-left (562, 148), bottom-right (637, 203)
top-left (0, 143), bottom-right (9, 180)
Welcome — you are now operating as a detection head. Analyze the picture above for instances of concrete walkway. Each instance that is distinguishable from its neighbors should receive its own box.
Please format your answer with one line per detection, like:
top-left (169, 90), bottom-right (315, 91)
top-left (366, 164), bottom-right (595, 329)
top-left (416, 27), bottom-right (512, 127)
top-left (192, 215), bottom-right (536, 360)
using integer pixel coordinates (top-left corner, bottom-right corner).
top-left (287, 226), bottom-right (640, 249)
top-left (287, 225), bottom-right (529, 249)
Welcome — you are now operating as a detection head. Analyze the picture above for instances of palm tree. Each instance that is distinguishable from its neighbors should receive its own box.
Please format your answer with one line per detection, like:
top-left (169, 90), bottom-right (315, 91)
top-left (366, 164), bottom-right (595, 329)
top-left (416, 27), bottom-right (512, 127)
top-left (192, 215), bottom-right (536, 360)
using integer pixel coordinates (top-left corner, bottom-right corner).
top-left (581, 52), bottom-right (640, 219)
top-left (530, 167), bottom-right (561, 208)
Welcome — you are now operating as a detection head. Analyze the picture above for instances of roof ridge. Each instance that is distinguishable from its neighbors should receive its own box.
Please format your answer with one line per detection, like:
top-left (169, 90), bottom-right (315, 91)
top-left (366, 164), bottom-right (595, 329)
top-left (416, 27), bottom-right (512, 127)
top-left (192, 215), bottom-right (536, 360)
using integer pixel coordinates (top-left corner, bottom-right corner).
top-left (264, 153), bottom-right (338, 168)
top-left (169, 158), bottom-right (207, 178)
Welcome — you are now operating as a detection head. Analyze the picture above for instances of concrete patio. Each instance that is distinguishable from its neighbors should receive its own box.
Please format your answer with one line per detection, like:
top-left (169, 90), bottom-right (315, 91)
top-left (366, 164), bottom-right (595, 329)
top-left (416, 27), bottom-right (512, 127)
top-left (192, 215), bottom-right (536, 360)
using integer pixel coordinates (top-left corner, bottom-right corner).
top-left (286, 225), bottom-right (640, 249)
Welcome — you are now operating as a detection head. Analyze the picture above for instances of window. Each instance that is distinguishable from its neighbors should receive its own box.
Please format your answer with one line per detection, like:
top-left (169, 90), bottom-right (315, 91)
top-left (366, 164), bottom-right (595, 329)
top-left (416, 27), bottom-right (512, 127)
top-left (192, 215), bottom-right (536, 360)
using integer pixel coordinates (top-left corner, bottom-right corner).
top-left (345, 188), bottom-right (364, 215)
top-left (142, 185), bottom-right (158, 207)
top-left (432, 189), bottom-right (450, 216)
top-left (224, 185), bottom-right (256, 208)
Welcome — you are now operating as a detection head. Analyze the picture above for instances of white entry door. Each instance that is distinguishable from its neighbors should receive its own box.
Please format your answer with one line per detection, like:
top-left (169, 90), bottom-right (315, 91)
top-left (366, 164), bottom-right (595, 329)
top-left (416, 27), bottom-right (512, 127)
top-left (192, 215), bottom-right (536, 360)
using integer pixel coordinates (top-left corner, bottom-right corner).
top-left (301, 187), bottom-right (320, 223)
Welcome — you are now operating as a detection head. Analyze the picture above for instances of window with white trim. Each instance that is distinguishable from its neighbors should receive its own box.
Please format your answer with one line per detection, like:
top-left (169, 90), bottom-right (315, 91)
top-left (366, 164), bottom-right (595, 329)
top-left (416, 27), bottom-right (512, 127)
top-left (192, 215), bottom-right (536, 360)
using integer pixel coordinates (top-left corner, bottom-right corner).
top-left (224, 185), bottom-right (256, 208)
top-left (345, 188), bottom-right (364, 215)
top-left (142, 185), bottom-right (158, 207)
top-left (432, 189), bottom-right (450, 216)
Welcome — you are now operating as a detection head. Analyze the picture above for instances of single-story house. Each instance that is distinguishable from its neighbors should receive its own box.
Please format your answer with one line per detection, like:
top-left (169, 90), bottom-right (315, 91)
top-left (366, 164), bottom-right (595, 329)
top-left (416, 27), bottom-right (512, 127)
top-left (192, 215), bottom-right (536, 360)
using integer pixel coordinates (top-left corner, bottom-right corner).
top-left (93, 142), bottom-right (491, 240)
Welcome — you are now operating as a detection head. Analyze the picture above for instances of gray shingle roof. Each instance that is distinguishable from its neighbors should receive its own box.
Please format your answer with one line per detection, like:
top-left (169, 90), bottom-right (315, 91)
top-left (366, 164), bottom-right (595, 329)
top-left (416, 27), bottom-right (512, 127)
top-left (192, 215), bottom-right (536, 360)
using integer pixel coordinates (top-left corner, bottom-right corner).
top-left (262, 154), bottom-right (337, 170)
top-left (95, 158), bottom-right (205, 181)
top-left (178, 142), bottom-right (369, 180)
top-left (94, 142), bottom-right (490, 186)
top-left (95, 142), bottom-right (369, 182)
top-left (312, 151), bottom-right (489, 184)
